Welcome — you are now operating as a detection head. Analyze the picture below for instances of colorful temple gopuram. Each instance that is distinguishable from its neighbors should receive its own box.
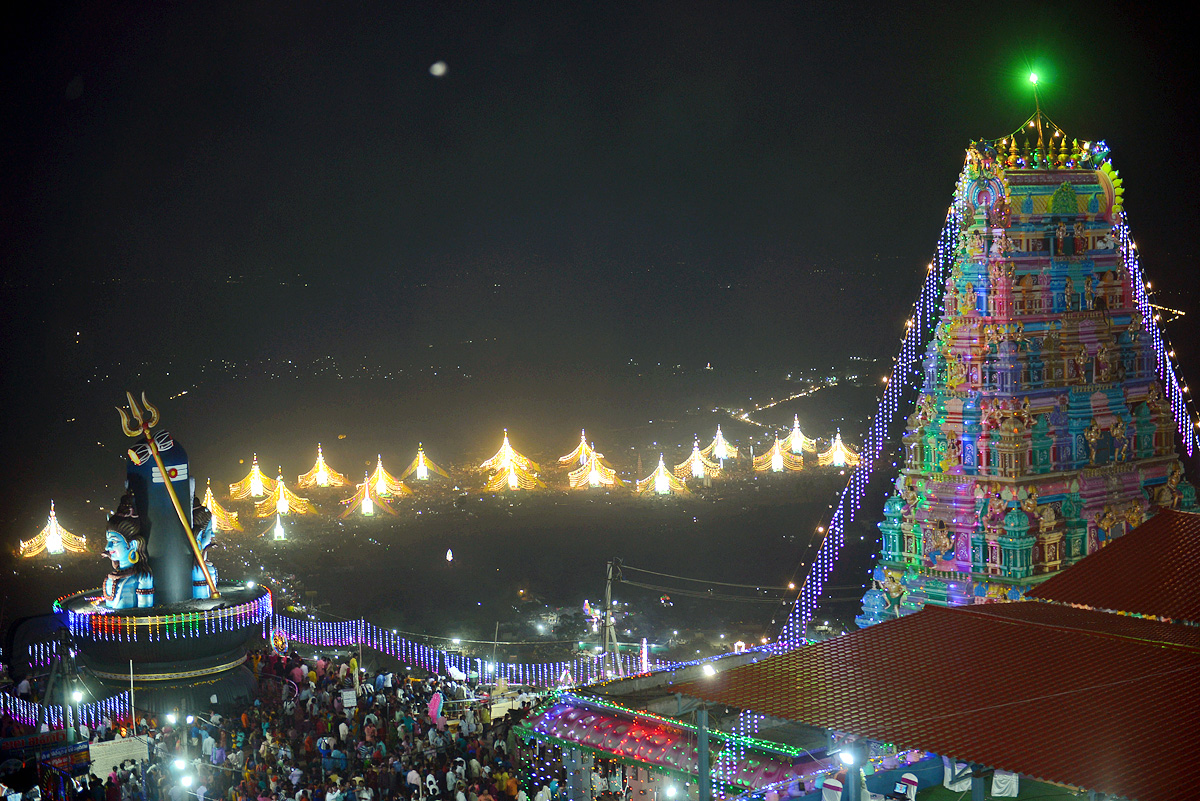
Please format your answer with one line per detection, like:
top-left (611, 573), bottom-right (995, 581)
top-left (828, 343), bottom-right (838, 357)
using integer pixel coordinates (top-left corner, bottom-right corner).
top-left (858, 116), bottom-right (1197, 625)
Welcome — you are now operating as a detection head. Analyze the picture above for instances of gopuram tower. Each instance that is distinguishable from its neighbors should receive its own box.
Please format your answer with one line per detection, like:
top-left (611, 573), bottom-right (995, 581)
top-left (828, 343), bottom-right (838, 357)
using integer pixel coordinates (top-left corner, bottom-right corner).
top-left (856, 114), bottom-right (1198, 625)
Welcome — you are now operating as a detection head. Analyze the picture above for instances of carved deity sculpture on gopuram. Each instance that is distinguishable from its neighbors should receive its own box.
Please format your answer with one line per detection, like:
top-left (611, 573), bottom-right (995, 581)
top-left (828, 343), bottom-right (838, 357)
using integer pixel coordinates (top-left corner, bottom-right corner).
top-left (858, 112), bottom-right (1198, 626)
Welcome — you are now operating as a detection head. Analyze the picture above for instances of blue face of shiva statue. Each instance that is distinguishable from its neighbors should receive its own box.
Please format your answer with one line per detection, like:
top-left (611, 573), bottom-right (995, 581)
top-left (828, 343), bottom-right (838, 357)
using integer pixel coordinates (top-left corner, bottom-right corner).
top-left (104, 529), bottom-right (141, 570)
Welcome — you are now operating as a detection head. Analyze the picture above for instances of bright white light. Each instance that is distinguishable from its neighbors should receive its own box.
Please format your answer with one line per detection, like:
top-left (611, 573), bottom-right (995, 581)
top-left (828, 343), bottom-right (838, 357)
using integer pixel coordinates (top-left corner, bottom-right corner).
top-left (666, 787), bottom-right (677, 799)
top-left (273, 517), bottom-right (286, 541)
top-left (445, 548), bottom-right (454, 562)
top-left (316, 466), bottom-right (328, 487)
top-left (245, 580), bottom-right (256, 589)
top-left (508, 470), bottom-right (518, 490)
top-left (375, 474), bottom-right (388, 496)
top-left (771, 449), bottom-right (783, 472)
top-left (46, 504), bottom-right (65, 555)
top-left (838, 749), bottom-right (856, 766)
top-left (588, 464), bottom-right (601, 487)
top-left (362, 494), bottom-right (374, 516)
top-left (71, 690), bottom-right (83, 703)
top-left (181, 776), bottom-right (193, 788)
top-left (701, 664), bottom-right (716, 677)
top-left (430, 61), bottom-right (447, 77)
top-left (250, 471), bottom-right (264, 498)
top-left (186, 715), bottom-right (195, 724)
top-left (167, 714), bottom-right (177, 725)
top-left (276, 480), bottom-right (289, 515)
top-left (173, 759), bottom-right (185, 770)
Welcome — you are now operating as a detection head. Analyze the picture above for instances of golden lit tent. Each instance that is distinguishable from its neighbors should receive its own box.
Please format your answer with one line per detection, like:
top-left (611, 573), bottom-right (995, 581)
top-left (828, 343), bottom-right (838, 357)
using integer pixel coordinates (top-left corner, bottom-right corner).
top-left (255, 471), bottom-right (318, 518)
top-left (19, 501), bottom-right (87, 557)
top-left (368, 455), bottom-right (413, 497)
top-left (753, 436), bottom-right (804, 473)
top-left (817, 430), bottom-right (862, 468)
top-left (559, 430), bottom-right (603, 467)
top-left (674, 440), bottom-right (722, 479)
top-left (203, 479), bottom-right (243, 532)
top-left (229, 454), bottom-right (277, 499)
top-left (340, 473), bottom-right (400, 519)
top-left (484, 463), bottom-right (547, 491)
top-left (480, 430), bottom-right (540, 473)
top-left (481, 430), bottom-right (545, 490)
top-left (783, 415), bottom-right (818, 454)
top-left (569, 451), bottom-right (624, 490)
top-left (297, 444), bottom-right (349, 489)
top-left (636, 455), bottom-right (691, 496)
top-left (399, 444), bottom-right (450, 482)
top-left (699, 425), bottom-right (739, 461)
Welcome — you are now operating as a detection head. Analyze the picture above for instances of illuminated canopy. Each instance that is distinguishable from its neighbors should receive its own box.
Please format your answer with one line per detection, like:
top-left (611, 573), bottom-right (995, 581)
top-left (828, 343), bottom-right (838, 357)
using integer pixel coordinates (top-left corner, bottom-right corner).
top-left (19, 501), bottom-right (87, 557)
top-left (559, 430), bottom-right (603, 467)
top-left (817, 430), bottom-right (861, 468)
top-left (783, 415), bottom-right (818, 454)
top-left (399, 444), bottom-right (450, 482)
top-left (297, 443), bottom-right (349, 489)
top-left (369, 455), bottom-right (413, 497)
top-left (636, 455), bottom-right (691, 496)
top-left (340, 473), bottom-right (400, 518)
top-left (484, 463), bottom-right (547, 491)
top-left (700, 425), bottom-right (739, 461)
top-left (480, 430), bottom-right (540, 474)
top-left (203, 479), bottom-right (243, 532)
top-left (753, 436), bottom-right (804, 473)
top-left (229, 454), bottom-right (277, 500)
top-left (675, 440), bottom-right (722, 479)
top-left (569, 451), bottom-right (624, 490)
top-left (256, 471), bottom-right (317, 518)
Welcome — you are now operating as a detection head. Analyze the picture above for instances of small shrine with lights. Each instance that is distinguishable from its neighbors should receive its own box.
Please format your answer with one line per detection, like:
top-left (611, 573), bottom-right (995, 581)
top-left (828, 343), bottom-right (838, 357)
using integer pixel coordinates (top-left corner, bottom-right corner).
top-left (636, 455), bottom-right (691, 496)
top-left (675, 440), bottom-right (721, 481)
top-left (399, 443), bottom-right (450, 482)
top-left (18, 501), bottom-right (88, 558)
top-left (857, 109), bottom-right (1198, 626)
top-left (481, 430), bottom-right (546, 491)
top-left (297, 443), bottom-right (349, 488)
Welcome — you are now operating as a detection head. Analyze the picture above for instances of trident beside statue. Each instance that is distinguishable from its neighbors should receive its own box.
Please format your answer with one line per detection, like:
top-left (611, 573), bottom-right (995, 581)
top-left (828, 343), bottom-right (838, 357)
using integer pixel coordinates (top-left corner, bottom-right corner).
top-left (117, 392), bottom-right (219, 598)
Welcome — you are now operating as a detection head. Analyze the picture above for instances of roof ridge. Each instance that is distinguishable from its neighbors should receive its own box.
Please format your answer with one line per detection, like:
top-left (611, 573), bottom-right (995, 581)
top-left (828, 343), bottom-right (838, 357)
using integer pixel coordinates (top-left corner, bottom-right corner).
top-left (951, 601), bottom-right (1200, 654)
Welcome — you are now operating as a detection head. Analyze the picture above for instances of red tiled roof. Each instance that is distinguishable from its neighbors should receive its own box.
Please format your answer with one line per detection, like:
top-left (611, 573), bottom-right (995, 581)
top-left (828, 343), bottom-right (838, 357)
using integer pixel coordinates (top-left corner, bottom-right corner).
top-left (1027, 509), bottom-right (1200, 624)
top-left (672, 603), bottom-right (1200, 801)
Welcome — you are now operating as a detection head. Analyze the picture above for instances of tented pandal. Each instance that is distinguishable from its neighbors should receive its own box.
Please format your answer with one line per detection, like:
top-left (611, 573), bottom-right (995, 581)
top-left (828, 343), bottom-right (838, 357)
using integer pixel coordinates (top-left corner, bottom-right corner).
top-left (255, 472), bottom-right (317, 518)
top-left (229, 454), bottom-right (277, 499)
top-left (203, 480), bottom-right (243, 531)
top-left (398, 444), bottom-right (450, 482)
top-left (569, 451), bottom-right (624, 489)
top-left (368, 455), bottom-right (412, 497)
top-left (559, 430), bottom-right (601, 467)
top-left (297, 443), bottom-right (350, 489)
top-left (753, 436), bottom-right (805, 473)
top-left (674, 441), bottom-right (722, 479)
top-left (484, 463), bottom-right (547, 491)
top-left (816, 431), bottom-right (861, 467)
top-left (340, 474), bottom-right (400, 518)
top-left (20, 501), bottom-right (88, 557)
top-left (636, 455), bottom-right (691, 496)
top-left (700, 425), bottom-right (739, 460)
top-left (783, 415), bottom-right (818, 454)
top-left (479, 430), bottom-right (540, 473)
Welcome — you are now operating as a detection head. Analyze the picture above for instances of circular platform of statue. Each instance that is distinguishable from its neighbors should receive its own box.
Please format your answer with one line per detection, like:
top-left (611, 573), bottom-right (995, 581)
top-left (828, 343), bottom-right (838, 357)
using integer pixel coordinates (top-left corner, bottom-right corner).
top-left (55, 583), bottom-right (271, 680)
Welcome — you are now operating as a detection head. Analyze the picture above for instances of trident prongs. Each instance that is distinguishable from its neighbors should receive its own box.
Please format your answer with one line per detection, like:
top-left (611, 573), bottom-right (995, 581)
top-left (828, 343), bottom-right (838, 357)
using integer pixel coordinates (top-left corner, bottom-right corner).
top-left (116, 391), bottom-right (160, 438)
top-left (141, 392), bottom-right (160, 428)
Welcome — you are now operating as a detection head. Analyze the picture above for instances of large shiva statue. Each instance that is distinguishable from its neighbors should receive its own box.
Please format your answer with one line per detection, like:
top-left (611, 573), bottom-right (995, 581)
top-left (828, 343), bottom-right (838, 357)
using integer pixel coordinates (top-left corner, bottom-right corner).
top-left (97, 393), bottom-right (220, 609)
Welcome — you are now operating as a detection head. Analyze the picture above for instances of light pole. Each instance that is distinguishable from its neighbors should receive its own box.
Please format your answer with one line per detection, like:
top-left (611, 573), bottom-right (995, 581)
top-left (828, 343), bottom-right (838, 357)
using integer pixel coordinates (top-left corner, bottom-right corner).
top-left (837, 739), bottom-right (866, 801)
top-left (71, 689), bottom-right (84, 743)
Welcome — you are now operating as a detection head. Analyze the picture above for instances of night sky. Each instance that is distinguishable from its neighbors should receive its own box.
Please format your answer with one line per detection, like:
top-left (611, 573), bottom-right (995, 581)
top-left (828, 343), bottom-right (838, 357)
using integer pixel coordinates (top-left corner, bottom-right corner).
top-left (2, 2), bottom-right (1198, 531)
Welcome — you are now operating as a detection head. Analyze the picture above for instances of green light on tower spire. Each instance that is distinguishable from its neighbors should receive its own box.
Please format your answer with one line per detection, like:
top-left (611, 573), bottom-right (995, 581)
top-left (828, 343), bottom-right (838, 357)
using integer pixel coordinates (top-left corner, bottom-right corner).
top-left (1029, 72), bottom-right (1039, 85)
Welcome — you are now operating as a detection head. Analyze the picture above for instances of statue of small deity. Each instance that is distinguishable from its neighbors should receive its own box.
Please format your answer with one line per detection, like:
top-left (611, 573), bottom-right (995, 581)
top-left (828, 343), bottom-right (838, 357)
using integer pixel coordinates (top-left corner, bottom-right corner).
top-left (944, 277), bottom-right (959, 315)
top-left (1083, 418), bottom-right (1102, 466)
top-left (1017, 396), bottom-right (1033, 428)
top-left (1072, 344), bottom-right (1089, 384)
top-left (1128, 311), bottom-right (1142, 344)
top-left (1124, 501), bottom-right (1143, 529)
top-left (946, 353), bottom-right (967, 389)
top-left (1020, 486), bottom-right (1039, 516)
top-left (1096, 230), bottom-right (1118, 250)
top-left (1095, 341), bottom-right (1113, 382)
top-left (1147, 383), bottom-right (1164, 413)
top-left (98, 492), bottom-right (154, 609)
top-left (1056, 221), bottom-right (1067, 253)
top-left (968, 230), bottom-right (985, 258)
top-left (1097, 506), bottom-right (1117, 534)
top-left (1074, 222), bottom-right (1087, 255)
top-left (1063, 276), bottom-right (1074, 310)
top-left (191, 496), bottom-right (219, 599)
top-left (962, 282), bottom-right (975, 314)
top-left (1084, 276), bottom-right (1095, 310)
top-left (1111, 418), bottom-right (1128, 462)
